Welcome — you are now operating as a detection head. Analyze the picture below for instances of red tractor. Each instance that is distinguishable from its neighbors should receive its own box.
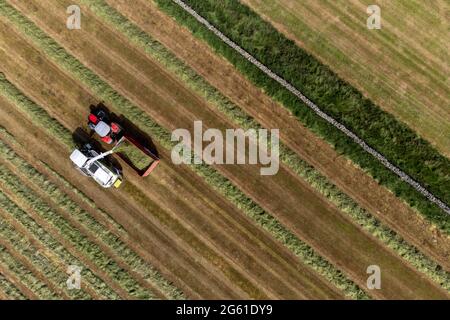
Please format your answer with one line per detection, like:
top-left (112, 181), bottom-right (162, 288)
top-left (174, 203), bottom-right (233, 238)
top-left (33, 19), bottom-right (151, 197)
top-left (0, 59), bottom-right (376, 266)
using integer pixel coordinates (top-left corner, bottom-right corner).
top-left (87, 108), bottom-right (160, 177)
top-left (88, 109), bottom-right (122, 144)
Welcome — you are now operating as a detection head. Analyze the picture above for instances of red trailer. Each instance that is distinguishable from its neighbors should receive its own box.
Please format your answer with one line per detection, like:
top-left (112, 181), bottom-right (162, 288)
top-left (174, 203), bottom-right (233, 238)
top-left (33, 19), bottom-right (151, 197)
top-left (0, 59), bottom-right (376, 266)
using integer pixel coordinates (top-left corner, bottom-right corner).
top-left (114, 135), bottom-right (160, 177)
top-left (88, 109), bottom-right (160, 178)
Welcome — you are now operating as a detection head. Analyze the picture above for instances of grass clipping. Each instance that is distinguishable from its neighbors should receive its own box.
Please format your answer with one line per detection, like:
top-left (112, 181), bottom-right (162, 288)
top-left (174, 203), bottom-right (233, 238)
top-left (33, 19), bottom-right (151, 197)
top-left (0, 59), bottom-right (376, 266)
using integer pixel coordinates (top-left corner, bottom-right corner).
top-left (115, 140), bottom-right (151, 171)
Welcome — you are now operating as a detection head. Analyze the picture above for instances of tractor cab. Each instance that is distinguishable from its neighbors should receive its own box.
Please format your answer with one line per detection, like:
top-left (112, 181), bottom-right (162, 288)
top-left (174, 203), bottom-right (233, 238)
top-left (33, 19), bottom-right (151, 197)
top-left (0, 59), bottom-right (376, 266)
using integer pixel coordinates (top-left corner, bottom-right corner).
top-left (88, 110), bottom-right (122, 144)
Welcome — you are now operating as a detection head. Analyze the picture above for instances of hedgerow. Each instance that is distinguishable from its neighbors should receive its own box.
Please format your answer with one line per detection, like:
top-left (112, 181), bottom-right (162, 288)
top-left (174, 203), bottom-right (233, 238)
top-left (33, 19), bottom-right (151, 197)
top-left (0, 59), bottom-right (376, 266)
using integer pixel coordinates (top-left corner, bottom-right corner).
top-left (153, 0), bottom-right (450, 232)
top-left (0, 2), bottom-right (368, 299)
top-left (84, 0), bottom-right (450, 291)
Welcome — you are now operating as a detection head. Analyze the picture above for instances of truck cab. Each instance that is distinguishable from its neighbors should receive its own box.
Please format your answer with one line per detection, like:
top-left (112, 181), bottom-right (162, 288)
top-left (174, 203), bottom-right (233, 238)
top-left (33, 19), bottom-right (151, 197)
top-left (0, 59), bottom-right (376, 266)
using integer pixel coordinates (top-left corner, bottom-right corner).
top-left (70, 144), bottom-right (122, 188)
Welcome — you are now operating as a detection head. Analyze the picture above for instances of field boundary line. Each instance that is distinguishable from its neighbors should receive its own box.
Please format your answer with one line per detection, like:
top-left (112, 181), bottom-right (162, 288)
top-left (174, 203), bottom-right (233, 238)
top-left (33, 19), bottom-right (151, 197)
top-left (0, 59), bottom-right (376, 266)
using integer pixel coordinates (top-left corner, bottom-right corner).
top-left (171, 0), bottom-right (450, 215)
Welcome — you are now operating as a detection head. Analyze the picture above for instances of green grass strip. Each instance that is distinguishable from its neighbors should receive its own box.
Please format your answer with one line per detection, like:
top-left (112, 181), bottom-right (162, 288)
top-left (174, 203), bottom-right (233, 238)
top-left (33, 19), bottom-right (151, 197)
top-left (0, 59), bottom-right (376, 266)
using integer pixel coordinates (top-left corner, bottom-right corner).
top-left (0, 243), bottom-right (57, 299)
top-left (0, 1), bottom-right (368, 299)
top-left (0, 203), bottom-right (91, 299)
top-left (153, 0), bottom-right (450, 233)
top-left (0, 190), bottom-right (119, 299)
top-left (83, 0), bottom-right (450, 292)
top-left (0, 273), bottom-right (26, 300)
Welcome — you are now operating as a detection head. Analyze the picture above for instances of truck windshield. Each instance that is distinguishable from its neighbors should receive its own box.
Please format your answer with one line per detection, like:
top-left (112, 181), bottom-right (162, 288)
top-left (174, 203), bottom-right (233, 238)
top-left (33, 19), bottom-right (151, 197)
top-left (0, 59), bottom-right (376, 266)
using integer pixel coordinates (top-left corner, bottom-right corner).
top-left (89, 163), bottom-right (99, 173)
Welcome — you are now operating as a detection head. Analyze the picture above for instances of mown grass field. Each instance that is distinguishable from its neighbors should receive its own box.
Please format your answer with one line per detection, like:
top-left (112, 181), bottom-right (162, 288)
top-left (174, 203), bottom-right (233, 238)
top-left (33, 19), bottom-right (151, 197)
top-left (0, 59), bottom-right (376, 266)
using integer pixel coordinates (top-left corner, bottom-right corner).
top-left (155, 0), bottom-right (450, 235)
top-left (243, 0), bottom-right (450, 158)
top-left (0, 0), bottom-right (448, 300)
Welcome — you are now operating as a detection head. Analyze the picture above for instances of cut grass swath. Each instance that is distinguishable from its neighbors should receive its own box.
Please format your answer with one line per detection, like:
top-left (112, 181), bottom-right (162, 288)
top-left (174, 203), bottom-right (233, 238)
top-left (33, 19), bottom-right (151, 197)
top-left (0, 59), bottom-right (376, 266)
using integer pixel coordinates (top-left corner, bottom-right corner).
top-left (0, 135), bottom-right (185, 300)
top-left (0, 273), bottom-right (26, 300)
top-left (0, 206), bottom-right (91, 299)
top-left (0, 244), bottom-right (57, 299)
top-left (0, 190), bottom-right (119, 299)
top-left (80, 0), bottom-right (450, 292)
top-left (0, 4), bottom-right (368, 299)
top-left (0, 163), bottom-right (157, 299)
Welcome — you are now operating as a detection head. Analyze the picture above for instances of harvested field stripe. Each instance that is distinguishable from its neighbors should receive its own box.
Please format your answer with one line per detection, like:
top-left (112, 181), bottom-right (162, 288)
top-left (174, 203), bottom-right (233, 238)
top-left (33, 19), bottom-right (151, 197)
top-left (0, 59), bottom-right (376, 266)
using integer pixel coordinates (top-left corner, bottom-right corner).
top-left (0, 4), bottom-right (367, 299)
top-left (81, 0), bottom-right (450, 292)
top-left (0, 190), bottom-right (118, 299)
top-left (0, 271), bottom-right (27, 299)
top-left (0, 136), bottom-right (184, 300)
top-left (0, 165), bottom-right (154, 299)
top-left (0, 209), bottom-right (87, 299)
top-left (167, 0), bottom-right (450, 216)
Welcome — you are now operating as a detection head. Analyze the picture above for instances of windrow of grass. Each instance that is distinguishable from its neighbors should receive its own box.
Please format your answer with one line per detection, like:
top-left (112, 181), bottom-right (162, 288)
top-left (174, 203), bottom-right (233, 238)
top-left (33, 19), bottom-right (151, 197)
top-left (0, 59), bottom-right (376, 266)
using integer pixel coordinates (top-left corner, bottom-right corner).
top-left (0, 162), bottom-right (160, 299)
top-left (0, 273), bottom-right (26, 299)
top-left (0, 135), bottom-right (185, 300)
top-left (0, 243), bottom-right (57, 299)
top-left (154, 0), bottom-right (450, 232)
top-left (0, 203), bottom-right (91, 299)
top-left (0, 3), bottom-right (368, 299)
top-left (1, 129), bottom-right (126, 247)
top-left (0, 190), bottom-right (120, 299)
top-left (40, 164), bottom-right (126, 236)
top-left (79, 0), bottom-right (450, 292)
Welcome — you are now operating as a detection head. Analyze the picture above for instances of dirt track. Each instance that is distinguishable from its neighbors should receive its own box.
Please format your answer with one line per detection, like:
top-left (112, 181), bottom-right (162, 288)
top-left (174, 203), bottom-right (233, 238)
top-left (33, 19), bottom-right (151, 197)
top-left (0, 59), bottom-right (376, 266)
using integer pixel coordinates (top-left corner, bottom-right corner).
top-left (0, 0), bottom-right (448, 299)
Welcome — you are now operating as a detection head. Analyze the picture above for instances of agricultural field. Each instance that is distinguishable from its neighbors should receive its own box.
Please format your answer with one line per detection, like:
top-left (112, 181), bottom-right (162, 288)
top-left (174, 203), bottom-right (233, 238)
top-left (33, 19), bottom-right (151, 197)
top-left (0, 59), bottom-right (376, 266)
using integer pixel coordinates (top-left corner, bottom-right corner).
top-left (242, 0), bottom-right (450, 158)
top-left (0, 0), bottom-right (448, 301)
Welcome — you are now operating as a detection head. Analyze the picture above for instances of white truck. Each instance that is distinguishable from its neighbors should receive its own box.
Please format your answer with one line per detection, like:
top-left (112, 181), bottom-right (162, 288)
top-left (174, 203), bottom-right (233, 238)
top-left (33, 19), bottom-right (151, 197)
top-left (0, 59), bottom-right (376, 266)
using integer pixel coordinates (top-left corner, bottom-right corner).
top-left (70, 143), bottom-right (122, 189)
